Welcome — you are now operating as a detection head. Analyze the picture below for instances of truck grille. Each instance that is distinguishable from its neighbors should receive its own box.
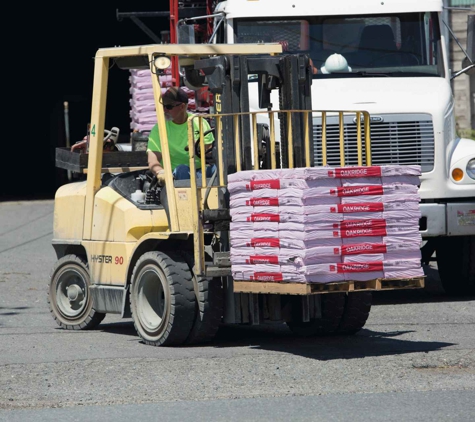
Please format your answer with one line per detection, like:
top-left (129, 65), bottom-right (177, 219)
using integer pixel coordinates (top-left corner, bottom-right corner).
top-left (312, 113), bottom-right (435, 172)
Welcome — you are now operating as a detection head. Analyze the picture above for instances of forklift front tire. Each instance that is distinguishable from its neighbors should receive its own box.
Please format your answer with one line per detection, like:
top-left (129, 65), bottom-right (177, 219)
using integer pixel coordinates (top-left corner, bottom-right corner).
top-left (130, 251), bottom-right (196, 346)
top-left (48, 254), bottom-right (105, 330)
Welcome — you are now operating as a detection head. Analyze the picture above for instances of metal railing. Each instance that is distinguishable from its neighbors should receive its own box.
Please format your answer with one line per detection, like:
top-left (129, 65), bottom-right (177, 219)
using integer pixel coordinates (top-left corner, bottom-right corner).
top-left (188, 109), bottom-right (372, 183)
top-left (184, 109), bottom-right (372, 275)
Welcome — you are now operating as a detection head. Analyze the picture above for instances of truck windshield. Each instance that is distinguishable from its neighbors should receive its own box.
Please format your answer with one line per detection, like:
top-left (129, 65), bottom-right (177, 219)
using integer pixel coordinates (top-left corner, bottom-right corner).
top-left (234, 12), bottom-right (444, 78)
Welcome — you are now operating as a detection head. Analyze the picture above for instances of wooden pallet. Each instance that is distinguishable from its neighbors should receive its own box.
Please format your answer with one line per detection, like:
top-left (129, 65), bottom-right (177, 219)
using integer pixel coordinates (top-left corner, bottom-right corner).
top-left (233, 277), bottom-right (425, 295)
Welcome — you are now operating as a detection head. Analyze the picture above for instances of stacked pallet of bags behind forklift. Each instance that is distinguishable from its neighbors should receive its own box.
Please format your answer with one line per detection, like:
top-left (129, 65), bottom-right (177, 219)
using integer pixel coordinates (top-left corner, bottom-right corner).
top-left (229, 165), bottom-right (424, 283)
top-left (128, 68), bottom-right (196, 133)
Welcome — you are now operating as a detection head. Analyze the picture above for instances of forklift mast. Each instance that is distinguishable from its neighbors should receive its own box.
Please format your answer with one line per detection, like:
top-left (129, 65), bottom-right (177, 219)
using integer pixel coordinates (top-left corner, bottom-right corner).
top-left (193, 53), bottom-right (314, 179)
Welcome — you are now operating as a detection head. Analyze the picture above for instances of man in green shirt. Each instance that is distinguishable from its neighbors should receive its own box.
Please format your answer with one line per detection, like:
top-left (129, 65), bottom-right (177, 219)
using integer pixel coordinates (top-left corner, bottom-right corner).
top-left (147, 87), bottom-right (215, 180)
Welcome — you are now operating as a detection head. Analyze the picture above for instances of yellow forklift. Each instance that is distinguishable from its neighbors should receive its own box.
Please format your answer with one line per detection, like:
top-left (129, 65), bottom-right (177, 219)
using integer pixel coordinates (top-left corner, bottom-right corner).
top-left (49, 43), bottom-right (424, 346)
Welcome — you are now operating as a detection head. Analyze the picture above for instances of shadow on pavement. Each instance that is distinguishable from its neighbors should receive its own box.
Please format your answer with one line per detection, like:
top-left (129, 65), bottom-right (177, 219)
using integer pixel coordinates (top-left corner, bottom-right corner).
top-left (98, 320), bottom-right (136, 337)
top-left (94, 262), bottom-right (465, 359)
top-left (0, 306), bottom-right (31, 325)
top-left (211, 325), bottom-right (455, 360)
top-left (97, 318), bottom-right (455, 361)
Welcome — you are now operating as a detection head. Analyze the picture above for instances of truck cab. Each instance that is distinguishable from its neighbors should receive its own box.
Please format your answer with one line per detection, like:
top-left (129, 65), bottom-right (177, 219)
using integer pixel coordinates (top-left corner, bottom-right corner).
top-left (204, 0), bottom-right (475, 295)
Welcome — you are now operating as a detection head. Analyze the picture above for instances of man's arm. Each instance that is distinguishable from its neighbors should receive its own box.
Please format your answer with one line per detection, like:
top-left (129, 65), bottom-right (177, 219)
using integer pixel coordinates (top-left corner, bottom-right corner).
top-left (147, 150), bottom-right (164, 175)
top-left (147, 124), bottom-right (165, 176)
top-left (203, 120), bottom-right (215, 152)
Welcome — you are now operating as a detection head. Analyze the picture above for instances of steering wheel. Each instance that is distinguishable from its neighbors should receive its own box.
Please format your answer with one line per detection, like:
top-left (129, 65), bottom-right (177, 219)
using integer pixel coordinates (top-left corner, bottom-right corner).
top-left (184, 127), bottom-right (216, 164)
top-left (196, 140), bottom-right (216, 164)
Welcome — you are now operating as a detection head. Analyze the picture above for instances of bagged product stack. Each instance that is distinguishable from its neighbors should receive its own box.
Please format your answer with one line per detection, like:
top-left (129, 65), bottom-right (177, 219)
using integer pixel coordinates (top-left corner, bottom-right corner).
top-left (229, 165), bottom-right (424, 283)
top-left (129, 68), bottom-right (196, 133)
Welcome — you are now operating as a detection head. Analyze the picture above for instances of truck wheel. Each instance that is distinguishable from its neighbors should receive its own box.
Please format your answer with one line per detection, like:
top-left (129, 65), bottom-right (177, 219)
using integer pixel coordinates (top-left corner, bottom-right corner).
top-left (286, 293), bottom-right (345, 336)
top-left (182, 252), bottom-right (223, 345)
top-left (437, 235), bottom-right (475, 296)
top-left (129, 251), bottom-right (196, 346)
top-left (48, 254), bottom-right (105, 330)
top-left (337, 292), bottom-right (372, 334)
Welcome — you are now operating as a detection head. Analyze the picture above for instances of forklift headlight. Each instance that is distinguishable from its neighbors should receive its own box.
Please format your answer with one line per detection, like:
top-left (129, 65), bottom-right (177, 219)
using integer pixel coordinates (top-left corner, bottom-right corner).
top-left (467, 158), bottom-right (475, 180)
top-left (154, 55), bottom-right (171, 70)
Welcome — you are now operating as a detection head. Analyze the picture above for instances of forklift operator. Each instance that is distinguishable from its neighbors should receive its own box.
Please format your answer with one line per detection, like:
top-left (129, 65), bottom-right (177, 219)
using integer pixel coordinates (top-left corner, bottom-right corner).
top-left (147, 87), bottom-right (215, 181)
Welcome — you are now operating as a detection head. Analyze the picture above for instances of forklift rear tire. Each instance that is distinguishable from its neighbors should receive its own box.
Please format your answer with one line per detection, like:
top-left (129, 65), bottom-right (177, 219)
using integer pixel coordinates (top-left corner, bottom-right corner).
top-left (130, 251), bottom-right (196, 346)
top-left (48, 254), bottom-right (105, 330)
top-left (336, 292), bottom-right (372, 334)
top-left (286, 293), bottom-right (345, 337)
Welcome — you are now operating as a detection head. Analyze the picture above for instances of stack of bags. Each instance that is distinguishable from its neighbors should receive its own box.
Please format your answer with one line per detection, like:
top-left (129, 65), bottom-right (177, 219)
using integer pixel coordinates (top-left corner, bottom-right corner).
top-left (128, 68), bottom-right (196, 133)
top-left (229, 165), bottom-right (424, 283)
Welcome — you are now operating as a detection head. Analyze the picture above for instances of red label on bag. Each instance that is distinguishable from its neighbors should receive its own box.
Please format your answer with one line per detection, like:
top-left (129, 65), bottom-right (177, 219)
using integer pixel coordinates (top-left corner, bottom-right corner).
top-left (247, 255), bottom-right (279, 264)
top-left (248, 238), bottom-right (280, 247)
top-left (250, 272), bottom-right (283, 282)
top-left (336, 185), bottom-right (384, 197)
top-left (333, 219), bottom-right (384, 229)
top-left (341, 243), bottom-right (388, 255)
top-left (337, 262), bottom-right (384, 273)
top-left (248, 180), bottom-right (280, 190)
top-left (337, 203), bottom-right (384, 213)
top-left (334, 166), bottom-right (382, 178)
top-left (341, 227), bottom-right (387, 238)
top-left (247, 213), bottom-right (280, 222)
top-left (340, 219), bottom-right (387, 230)
top-left (246, 197), bottom-right (279, 206)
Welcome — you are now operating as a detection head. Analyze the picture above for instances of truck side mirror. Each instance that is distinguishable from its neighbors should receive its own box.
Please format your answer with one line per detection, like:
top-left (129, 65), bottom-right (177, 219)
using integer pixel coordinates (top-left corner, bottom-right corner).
top-left (462, 15), bottom-right (475, 75)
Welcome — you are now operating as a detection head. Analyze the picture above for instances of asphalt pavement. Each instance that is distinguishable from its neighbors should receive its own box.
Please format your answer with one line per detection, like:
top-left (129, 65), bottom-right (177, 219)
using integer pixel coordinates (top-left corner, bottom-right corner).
top-left (0, 200), bottom-right (474, 421)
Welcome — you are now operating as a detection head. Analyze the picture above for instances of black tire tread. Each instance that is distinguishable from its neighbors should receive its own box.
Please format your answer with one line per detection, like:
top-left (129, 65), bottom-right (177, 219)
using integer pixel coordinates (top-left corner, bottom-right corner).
top-left (47, 254), bottom-right (105, 331)
top-left (337, 292), bottom-right (372, 334)
top-left (181, 251), bottom-right (223, 345)
top-left (130, 251), bottom-right (196, 346)
top-left (287, 293), bottom-right (346, 337)
top-left (315, 293), bottom-right (346, 334)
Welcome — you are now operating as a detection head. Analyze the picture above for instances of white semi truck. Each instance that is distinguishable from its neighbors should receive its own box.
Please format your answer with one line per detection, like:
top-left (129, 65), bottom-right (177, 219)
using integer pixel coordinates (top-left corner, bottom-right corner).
top-left (185, 0), bottom-right (474, 296)
top-left (120, 0), bottom-right (475, 295)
